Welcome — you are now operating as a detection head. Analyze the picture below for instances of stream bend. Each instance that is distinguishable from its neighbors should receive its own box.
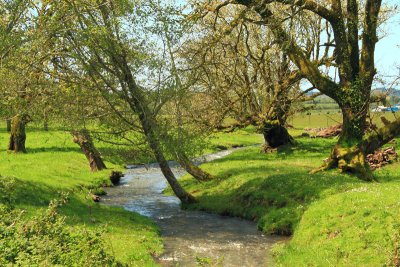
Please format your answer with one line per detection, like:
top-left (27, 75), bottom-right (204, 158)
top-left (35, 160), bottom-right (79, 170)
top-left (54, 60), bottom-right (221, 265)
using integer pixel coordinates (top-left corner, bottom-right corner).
top-left (103, 149), bottom-right (286, 266)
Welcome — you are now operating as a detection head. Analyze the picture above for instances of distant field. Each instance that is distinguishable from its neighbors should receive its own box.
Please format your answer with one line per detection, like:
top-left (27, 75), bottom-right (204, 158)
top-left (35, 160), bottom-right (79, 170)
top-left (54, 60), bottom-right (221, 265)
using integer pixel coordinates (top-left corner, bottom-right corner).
top-left (292, 111), bottom-right (400, 129)
top-left (304, 103), bottom-right (340, 111)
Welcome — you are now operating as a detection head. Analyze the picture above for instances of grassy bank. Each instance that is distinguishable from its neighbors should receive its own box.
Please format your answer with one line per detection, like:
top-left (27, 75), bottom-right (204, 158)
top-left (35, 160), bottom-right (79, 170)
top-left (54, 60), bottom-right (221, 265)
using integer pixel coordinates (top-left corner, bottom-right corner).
top-left (3, 113), bottom-right (400, 265)
top-left (0, 127), bottom-right (162, 266)
top-left (171, 129), bottom-right (400, 265)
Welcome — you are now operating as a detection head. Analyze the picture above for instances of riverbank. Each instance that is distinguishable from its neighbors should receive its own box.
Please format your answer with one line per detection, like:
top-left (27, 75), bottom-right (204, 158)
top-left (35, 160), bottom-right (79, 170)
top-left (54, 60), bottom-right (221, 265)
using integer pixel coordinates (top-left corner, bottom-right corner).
top-left (3, 122), bottom-right (400, 265)
top-left (0, 124), bottom-right (263, 265)
top-left (172, 136), bottom-right (400, 265)
top-left (0, 129), bottom-right (162, 265)
top-left (103, 159), bottom-right (285, 266)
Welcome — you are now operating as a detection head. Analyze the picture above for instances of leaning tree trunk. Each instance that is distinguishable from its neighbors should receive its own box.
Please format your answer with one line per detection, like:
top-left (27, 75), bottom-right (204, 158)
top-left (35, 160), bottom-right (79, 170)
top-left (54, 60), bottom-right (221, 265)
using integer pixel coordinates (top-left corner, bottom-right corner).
top-left (124, 83), bottom-right (196, 204)
top-left (72, 129), bottom-right (106, 172)
top-left (140, 117), bottom-right (197, 204)
top-left (176, 151), bottom-right (214, 182)
top-left (6, 119), bottom-right (11, 132)
top-left (8, 114), bottom-right (30, 153)
top-left (85, 13), bottom-right (195, 204)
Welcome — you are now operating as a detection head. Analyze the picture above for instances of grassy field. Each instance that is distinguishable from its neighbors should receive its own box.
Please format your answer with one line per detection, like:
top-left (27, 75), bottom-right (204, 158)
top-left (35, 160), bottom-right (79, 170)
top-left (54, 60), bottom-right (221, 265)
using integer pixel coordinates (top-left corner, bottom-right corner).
top-left (207, 126), bottom-right (264, 151)
top-left (167, 121), bottom-right (400, 265)
top-left (2, 112), bottom-right (400, 266)
top-left (0, 127), bottom-right (162, 266)
top-left (291, 110), bottom-right (400, 129)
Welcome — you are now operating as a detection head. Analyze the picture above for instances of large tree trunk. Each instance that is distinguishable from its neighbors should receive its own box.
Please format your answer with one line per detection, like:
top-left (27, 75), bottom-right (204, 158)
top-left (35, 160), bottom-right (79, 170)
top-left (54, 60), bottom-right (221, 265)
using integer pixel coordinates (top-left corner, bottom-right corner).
top-left (319, 88), bottom-right (373, 180)
top-left (176, 151), bottom-right (214, 182)
top-left (338, 102), bottom-right (368, 145)
top-left (318, 116), bottom-right (400, 180)
top-left (8, 114), bottom-right (30, 153)
top-left (72, 129), bottom-right (106, 172)
top-left (261, 120), bottom-right (294, 149)
top-left (261, 63), bottom-right (296, 150)
top-left (6, 119), bottom-right (11, 132)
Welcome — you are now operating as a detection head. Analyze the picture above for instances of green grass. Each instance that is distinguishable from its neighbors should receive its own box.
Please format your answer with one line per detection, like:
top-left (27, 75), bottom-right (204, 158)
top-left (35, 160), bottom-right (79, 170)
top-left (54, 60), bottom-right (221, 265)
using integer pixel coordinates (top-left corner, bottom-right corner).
top-left (3, 113), bottom-right (400, 265)
top-left (170, 138), bottom-right (362, 234)
top-left (167, 130), bottom-right (400, 265)
top-left (0, 127), bottom-right (162, 266)
top-left (207, 125), bottom-right (264, 151)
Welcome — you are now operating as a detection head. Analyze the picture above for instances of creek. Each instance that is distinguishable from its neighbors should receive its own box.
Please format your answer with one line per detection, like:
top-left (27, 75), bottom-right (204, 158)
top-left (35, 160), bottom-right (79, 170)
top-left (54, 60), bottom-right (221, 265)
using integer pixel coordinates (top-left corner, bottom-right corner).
top-left (102, 149), bottom-right (285, 266)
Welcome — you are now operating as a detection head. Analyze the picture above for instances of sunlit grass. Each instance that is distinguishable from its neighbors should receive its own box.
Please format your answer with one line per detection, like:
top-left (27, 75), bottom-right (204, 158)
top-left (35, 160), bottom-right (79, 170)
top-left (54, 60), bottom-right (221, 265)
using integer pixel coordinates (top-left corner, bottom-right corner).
top-left (0, 127), bottom-right (162, 266)
top-left (170, 132), bottom-right (400, 265)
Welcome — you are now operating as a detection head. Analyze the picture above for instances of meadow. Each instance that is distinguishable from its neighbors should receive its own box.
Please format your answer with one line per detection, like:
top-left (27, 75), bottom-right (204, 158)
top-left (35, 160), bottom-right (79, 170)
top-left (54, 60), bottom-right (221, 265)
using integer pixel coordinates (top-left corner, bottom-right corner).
top-left (1, 111), bottom-right (400, 266)
top-left (168, 113), bottom-right (400, 266)
top-left (0, 128), bottom-right (162, 266)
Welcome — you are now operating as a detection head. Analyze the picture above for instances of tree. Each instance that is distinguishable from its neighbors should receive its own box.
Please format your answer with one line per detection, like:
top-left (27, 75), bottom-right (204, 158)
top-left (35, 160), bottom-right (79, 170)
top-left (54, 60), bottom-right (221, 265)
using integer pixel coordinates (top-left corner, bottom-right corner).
top-left (39, 0), bottom-right (195, 203)
top-left (204, 0), bottom-right (397, 179)
top-left (182, 5), bottom-right (321, 148)
top-left (0, 1), bottom-right (55, 152)
top-left (72, 129), bottom-right (107, 172)
top-left (155, 3), bottom-right (215, 181)
top-left (8, 114), bottom-right (31, 153)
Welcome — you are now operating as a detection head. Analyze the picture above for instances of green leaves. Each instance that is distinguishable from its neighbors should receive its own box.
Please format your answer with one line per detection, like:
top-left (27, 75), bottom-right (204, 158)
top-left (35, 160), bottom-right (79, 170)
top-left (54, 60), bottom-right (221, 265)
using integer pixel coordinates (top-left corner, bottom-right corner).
top-left (0, 182), bottom-right (122, 266)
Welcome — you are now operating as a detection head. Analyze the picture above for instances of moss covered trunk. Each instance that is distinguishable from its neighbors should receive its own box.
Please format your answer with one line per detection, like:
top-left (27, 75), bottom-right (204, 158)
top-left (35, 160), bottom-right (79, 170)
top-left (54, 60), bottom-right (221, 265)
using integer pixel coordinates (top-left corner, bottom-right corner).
top-left (72, 129), bottom-right (106, 172)
top-left (320, 92), bottom-right (372, 180)
top-left (8, 114), bottom-right (30, 153)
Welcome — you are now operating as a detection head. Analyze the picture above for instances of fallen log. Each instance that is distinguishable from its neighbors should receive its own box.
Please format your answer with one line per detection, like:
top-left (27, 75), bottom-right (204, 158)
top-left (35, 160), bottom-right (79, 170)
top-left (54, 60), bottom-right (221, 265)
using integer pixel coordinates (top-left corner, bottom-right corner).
top-left (316, 124), bottom-right (342, 138)
top-left (366, 146), bottom-right (398, 171)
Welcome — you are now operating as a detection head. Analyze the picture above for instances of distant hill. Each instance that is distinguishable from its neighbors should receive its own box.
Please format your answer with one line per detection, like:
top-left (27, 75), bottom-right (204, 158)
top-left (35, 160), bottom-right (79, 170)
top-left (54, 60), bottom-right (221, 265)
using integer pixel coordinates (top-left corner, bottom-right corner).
top-left (372, 88), bottom-right (400, 97)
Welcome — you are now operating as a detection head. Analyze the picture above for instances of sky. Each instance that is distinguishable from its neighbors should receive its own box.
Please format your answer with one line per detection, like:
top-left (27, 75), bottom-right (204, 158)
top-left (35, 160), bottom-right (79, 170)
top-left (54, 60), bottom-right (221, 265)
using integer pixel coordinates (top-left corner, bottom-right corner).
top-left (375, 5), bottom-right (400, 80)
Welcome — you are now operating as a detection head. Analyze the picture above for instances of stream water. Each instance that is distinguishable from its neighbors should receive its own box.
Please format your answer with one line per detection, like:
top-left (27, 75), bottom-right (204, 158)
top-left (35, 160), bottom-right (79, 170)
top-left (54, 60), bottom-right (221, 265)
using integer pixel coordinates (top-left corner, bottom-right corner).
top-left (102, 150), bottom-right (285, 266)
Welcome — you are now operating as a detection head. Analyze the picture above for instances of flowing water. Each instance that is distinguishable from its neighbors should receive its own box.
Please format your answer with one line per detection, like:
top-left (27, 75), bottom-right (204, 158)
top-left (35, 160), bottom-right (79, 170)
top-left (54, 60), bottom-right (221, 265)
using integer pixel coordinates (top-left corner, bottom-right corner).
top-left (102, 150), bottom-right (286, 266)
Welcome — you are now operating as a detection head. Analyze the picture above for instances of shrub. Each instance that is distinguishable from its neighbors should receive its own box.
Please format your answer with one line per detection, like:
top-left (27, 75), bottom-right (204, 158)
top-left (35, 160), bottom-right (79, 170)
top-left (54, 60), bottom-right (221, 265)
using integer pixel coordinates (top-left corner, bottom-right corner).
top-left (0, 177), bottom-right (123, 266)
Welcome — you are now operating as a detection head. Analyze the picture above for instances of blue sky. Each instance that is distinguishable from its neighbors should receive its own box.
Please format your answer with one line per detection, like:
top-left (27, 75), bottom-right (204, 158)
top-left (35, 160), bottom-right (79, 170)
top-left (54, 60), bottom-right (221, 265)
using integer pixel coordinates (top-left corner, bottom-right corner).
top-left (376, 3), bottom-right (400, 79)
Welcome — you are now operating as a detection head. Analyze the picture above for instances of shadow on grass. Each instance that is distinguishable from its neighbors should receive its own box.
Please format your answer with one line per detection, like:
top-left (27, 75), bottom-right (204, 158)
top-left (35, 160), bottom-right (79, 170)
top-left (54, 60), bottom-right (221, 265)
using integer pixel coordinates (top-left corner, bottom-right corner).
top-left (100, 147), bottom-right (155, 165)
top-left (12, 179), bottom-right (61, 208)
top-left (194, 171), bottom-right (361, 234)
top-left (25, 146), bottom-right (82, 153)
top-left (209, 138), bottom-right (334, 166)
top-left (176, 137), bottom-right (400, 238)
top-left (8, 177), bottom-right (154, 230)
top-left (274, 137), bottom-right (336, 158)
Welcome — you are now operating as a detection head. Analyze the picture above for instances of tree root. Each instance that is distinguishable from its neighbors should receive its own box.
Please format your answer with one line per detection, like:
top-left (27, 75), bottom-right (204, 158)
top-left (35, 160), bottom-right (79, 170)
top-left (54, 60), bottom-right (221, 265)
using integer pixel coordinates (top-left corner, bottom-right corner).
top-left (310, 145), bottom-right (375, 181)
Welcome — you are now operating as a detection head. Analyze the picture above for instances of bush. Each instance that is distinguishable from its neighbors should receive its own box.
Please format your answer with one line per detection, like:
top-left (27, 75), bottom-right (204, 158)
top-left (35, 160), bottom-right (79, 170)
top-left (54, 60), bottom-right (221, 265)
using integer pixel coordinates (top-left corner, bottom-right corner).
top-left (0, 177), bottom-right (123, 266)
